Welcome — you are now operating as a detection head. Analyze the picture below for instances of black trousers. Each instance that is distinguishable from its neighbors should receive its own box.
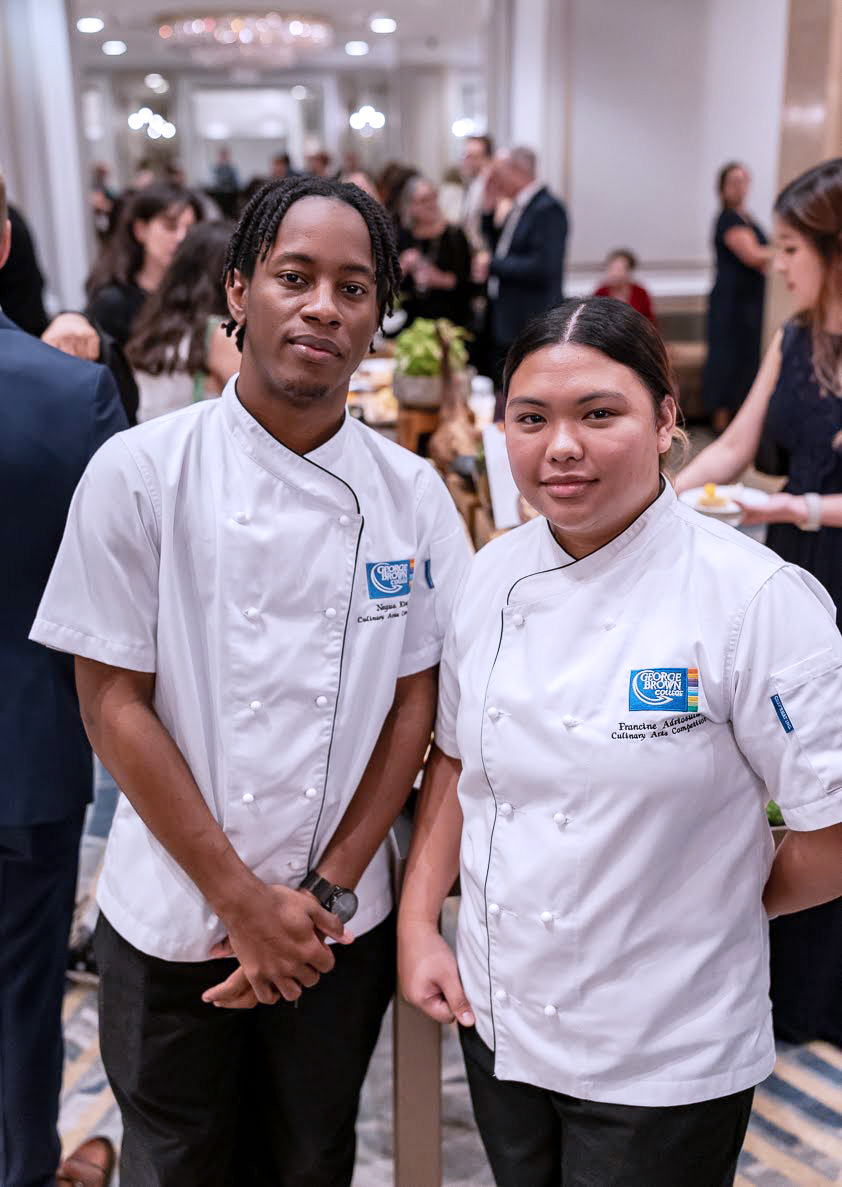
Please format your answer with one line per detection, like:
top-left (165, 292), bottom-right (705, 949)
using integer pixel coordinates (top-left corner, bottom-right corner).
top-left (460, 1026), bottom-right (753, 1187)
top-left (95, 911), bottom-right (395, 1187)
top-left (0, 811), bottom-right (85, 1187)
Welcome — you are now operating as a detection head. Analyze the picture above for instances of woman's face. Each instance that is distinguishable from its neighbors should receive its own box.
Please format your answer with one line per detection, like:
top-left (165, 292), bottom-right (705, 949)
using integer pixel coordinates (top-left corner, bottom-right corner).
top-left (722, 166), bottom-right (749, 208)
top-left (772, 214), bottom-right (825, 312)
top-left (505, 342), bottom-right (675, 557)
top-left (603, 254), bottom-right (632, 288)
top-left (408, 181), bottom-right (440, 226)
top-left (134, 202), bottom-right (196, 274)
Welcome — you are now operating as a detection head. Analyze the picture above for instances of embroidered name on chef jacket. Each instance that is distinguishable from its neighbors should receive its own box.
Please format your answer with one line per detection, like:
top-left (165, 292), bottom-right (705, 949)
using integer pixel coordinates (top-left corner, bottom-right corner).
top-left (629, 667), bottom-right (699, 712)
top-left (366, 558), bottom-right (415, 599)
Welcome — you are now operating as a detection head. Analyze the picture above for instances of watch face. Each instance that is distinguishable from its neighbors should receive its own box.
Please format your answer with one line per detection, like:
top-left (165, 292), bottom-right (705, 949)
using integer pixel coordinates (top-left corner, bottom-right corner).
top-left (328, 888), bottom-right (359, 924)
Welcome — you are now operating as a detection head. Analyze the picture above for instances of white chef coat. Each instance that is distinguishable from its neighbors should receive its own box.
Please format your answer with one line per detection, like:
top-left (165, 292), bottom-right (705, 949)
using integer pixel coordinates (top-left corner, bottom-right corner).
top-left (31, 377), bottom-right (469, 961)
top-left (436, 481), bottom-right (842, 1107)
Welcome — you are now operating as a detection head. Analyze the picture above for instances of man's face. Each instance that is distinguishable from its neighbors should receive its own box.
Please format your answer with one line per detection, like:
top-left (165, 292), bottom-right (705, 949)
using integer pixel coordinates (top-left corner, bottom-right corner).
top-left (306, 153), bottom-right (330, 177)
top-left (461, 139), bottom-right (488, 180)
top-left (228, 195), bottom-right (380, 405)
top-left (491, 157), bottom-right (522, 199)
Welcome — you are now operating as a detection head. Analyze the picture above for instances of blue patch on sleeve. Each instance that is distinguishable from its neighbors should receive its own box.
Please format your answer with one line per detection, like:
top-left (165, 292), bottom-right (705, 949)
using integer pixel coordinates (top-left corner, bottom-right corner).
top-left (771, 694), bottom-right (794, 734)
top-left (424, 558), bottom-right (434, 589)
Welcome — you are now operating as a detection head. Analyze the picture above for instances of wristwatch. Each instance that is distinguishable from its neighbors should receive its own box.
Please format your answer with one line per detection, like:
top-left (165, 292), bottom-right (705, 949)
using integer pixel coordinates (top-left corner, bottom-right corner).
top-left (299, 871), bottom-right (359, 924)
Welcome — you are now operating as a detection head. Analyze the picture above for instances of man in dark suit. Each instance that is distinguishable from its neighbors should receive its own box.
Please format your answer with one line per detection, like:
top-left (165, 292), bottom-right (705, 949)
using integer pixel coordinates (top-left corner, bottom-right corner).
top-left (0, 205), bottom-right (48, 336)
top-left (478, 146), bottom-right (568, 388)
top-left (0, 174), bottom-right (126, 1186)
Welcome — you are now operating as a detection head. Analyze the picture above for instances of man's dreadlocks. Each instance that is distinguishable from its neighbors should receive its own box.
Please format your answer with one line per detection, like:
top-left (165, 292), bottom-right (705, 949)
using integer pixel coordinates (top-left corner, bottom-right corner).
top-left (222, 176), bottom-right (401, 351)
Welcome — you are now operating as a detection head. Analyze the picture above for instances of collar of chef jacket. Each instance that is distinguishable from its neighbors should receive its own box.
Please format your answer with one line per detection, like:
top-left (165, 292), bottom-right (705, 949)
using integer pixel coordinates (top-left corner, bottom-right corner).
top-left (508, 477), bottom-right (675, 604)
top-left (223, 378), bottom-right (360, 513)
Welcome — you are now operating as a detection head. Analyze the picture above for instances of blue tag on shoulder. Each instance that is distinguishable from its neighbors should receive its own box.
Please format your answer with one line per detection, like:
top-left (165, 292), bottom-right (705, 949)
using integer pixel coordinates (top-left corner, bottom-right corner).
top-left (771, 694), bottom-right (794, 734)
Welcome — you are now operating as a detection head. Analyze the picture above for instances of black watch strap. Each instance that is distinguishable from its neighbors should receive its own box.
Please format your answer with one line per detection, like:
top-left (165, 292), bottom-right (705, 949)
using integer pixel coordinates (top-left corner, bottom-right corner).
top-left (299, 871), bottom-right (334, 901)
top-left (299, 870), bottom-right (359, 923)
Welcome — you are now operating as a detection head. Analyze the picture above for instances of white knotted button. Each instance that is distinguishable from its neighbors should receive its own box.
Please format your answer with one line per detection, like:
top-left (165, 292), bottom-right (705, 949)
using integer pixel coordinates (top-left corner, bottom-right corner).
top-left (244, 607), bottom-right (259, 620)
top-left (242, 792), bottom-right (255, 805)
top-left (249, 700), bottom-right (262, 712)
top-left (499, 802), bottom-right (513, 817)
top-left (540, 911), bottom-right (554, 924)
top-left (562, 714), bottom-right (577, 728)
top-left (315, 695), bottom-right (328, 708)
top-left (487, 706), bottom-right (500, 720)
top-left (488, 902), bottom-right (501, 916)
top-left (604, 621), bottom-right (616, 631)
top-left (304, 787), bottom-right (318, 800)
top-left (339, 514), bottom-right (351, 526)
top-left (233, 511), bottom-right (249, 525)
top-left (553, 812), bottom-right (569, 828)
top-left (544, 1004), bottom-right (557, 1017)
top-left (324, 607), bottom-right (337, 619)
top-left (494, 988), bottom-right (508, 1004)
top-left (512, 612), bottom-right (524, 628)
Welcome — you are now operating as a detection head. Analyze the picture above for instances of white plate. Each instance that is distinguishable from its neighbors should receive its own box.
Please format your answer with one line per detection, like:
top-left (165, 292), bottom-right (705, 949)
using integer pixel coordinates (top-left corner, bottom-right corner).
top-left (679, 484), bottom-right (769, 525)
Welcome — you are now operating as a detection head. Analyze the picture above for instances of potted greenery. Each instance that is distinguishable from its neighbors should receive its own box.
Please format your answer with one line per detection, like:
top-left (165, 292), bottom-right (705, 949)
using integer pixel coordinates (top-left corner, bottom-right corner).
top-left (393, 317), bottom-right (470, 408)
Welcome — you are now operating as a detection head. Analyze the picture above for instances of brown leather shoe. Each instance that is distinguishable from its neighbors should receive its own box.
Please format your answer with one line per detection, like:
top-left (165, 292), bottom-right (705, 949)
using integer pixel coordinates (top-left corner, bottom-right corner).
top-left (56, 1135), bottom-right (115, 1186)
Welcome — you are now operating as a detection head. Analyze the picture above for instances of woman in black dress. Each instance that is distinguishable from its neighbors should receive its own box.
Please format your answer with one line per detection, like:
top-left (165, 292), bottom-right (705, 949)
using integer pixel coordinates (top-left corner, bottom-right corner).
top-left (677, 157), bottom-right (842, 1044)
top-left (397, 176), bottom-right (472, 330)
top-left (702, 162), bottom-right (771, 433)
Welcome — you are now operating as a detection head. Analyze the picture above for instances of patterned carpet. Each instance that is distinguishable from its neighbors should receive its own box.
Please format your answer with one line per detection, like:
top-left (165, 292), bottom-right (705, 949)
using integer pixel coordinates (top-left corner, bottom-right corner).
top-left (59, 979), bottom-right (842, 1187)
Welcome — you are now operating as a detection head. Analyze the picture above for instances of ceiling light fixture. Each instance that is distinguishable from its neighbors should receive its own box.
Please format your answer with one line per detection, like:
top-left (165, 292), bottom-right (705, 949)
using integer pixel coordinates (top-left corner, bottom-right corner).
top-left (128, 107), bottom-right (177, 139)
top-left (345, 40), bottom-right (369, 56)
top-left (451, 117), bottom-right (478, 138)
top-left (158, 12), bottom-right (333, 66)
top-left (102, 40), bottom-right (127, 55)
top-left (77, 16), bottom-right (105, 33)
top-left (144, 72), bottom-right (170, 93)
top-left (369, 16), bottom-right (397, 34)
top-left (349, 104), bottom-right (385, 131)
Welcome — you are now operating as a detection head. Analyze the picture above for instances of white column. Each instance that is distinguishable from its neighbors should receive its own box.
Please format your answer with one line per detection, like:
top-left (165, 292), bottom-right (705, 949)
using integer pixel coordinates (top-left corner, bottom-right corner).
top-left (0, 0), bottom-right (90, 308)
top-left (486, 0), bottom-right (570, 197)
top-left (321, 73), bottom-right (345, 161)
top-left (395, 67), bottom-right (450, 181)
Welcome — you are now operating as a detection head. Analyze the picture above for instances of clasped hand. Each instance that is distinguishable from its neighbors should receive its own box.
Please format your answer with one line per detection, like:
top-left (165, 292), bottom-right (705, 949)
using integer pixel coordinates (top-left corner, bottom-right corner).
top-left (202, 883), bottom-right (353, 1010)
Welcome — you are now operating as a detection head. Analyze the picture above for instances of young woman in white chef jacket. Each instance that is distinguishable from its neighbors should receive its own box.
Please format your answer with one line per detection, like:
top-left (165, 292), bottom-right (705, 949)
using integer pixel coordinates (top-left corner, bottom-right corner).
top-left (398, 297), bottom-right (842, 1187)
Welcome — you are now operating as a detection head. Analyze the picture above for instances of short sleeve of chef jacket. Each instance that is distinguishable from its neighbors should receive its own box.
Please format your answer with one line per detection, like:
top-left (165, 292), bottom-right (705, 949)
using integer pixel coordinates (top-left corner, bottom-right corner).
top-left (433, 565), bottom-right (468, 759)
top-left (397, 468), bottom-right (471, 679)
top-left (30, 434), bottom-right (160, 672)
top-left (731, 564), bottom-right (842, 831)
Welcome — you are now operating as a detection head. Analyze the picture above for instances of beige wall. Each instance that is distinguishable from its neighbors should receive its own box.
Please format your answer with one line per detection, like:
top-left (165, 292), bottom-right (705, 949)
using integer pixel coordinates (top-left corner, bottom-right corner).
top-left (766, 0), bottom-right (842, 339)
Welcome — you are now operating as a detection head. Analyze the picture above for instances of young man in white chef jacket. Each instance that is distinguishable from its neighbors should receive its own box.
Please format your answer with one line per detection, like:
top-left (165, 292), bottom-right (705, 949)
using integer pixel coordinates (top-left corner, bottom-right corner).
top-left (31, 177), bottom-right (469, 1185)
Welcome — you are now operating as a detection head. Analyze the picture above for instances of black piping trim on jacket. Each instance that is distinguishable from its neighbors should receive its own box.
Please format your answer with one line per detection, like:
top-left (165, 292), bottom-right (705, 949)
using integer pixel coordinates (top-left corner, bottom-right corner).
top-left (279, 448), bottom-right (364, 876)
top-left (505, 521), bottom-right (574, 605)
top-left (479, 610), bottom-right (505, 1054)
top-left (483, 522), bottom-right (574, 1052)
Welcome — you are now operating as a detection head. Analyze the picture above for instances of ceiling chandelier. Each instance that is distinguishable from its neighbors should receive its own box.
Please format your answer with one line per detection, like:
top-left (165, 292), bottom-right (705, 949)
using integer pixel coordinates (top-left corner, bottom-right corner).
top-left (158, 12), bottom-right (334, 66)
